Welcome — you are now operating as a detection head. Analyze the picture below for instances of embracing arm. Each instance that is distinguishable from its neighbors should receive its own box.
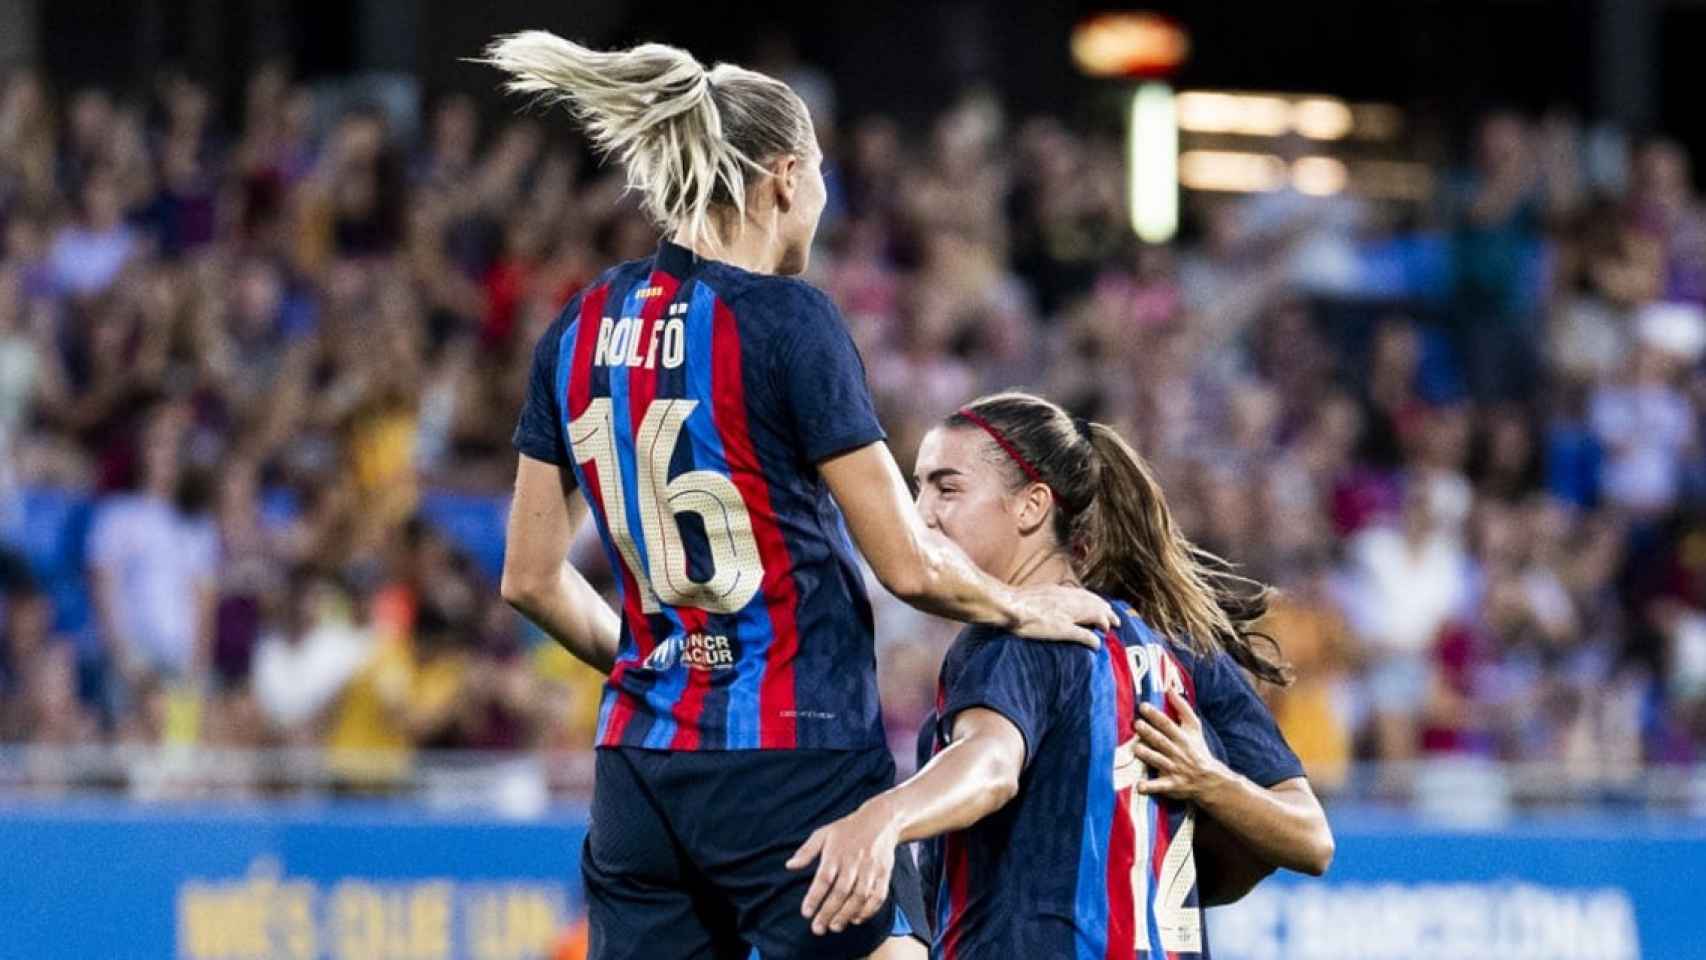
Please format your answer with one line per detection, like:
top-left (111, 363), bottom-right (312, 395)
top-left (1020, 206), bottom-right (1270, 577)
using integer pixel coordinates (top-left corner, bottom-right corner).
top-left (1195, 774), bottom-right (1332, 879)
top-left (1193, 813), bottom-right (1279, 907)
top-left (1135, 692), bottom-right (1334, 878)
top-left (873, 707), bottom-right (1025, 844)
top-left (821, 442), bottom-right (1111, 644)
top-left (785, 708), bottom-right (1026, 935)
top-left (500, 453), bottom-right (621, 674)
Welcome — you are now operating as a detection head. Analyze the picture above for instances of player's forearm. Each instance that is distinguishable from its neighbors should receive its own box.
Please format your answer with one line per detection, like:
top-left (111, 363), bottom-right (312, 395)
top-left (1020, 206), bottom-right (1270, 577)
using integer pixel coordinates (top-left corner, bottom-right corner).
top-left (866, 735), bottom-right (1022, 845)
top-left (886, 529), bottom-right (1021, 630)
top-left (1193, 816), bottom-right (1278, 906)
top-left (502, 563), bottom-right (620, 674)
top-left (1195, 775), bottom-right (1333, 876)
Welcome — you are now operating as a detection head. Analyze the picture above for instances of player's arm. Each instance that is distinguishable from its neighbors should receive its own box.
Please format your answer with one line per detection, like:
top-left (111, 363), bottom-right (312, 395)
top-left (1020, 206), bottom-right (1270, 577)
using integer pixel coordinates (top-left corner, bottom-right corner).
top-left (500, 453), bottom-right (620, 674)
top-left (875, 706), bottom-right (1026, 841)
top-left (1134, 691), bottom-right (1333, 877)
top-left (821, 442), bottom-right (1112, 645)
top-left (785, 707), bottom-right (1025, 935)
top-left (1195, 774), bottom-right (1332, 878)
top-left (1192, 813), bottom-right (1279, 907)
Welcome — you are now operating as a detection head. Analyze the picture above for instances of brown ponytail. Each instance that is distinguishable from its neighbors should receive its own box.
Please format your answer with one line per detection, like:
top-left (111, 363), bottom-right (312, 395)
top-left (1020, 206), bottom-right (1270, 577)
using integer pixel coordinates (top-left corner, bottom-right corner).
top-left (1077, 424), bottom-right (1289, 686)
top-left (947, 392), bottom-right (1290, 686)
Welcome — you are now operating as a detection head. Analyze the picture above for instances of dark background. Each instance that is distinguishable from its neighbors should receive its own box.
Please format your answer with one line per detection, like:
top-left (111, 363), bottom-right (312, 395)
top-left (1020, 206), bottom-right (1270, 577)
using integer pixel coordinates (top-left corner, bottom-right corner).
top-left (24, 0), bottom-right (1702, 171)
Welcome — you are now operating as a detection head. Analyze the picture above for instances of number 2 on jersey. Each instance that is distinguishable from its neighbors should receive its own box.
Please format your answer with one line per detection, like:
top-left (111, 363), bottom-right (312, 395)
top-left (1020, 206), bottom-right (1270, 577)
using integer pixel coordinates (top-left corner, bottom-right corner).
top-left (1115, 645), bottom-right (1203, 953)
top-left (570, 397), bottom-right (763, 615)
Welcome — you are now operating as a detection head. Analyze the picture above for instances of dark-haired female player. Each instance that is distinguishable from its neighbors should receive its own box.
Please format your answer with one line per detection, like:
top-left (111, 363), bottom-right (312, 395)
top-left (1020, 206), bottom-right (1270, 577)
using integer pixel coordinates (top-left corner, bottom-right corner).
top-left (486, 34), bottom-right (1115, 960)
top-left (793, 393), bottom-right (1333, 957)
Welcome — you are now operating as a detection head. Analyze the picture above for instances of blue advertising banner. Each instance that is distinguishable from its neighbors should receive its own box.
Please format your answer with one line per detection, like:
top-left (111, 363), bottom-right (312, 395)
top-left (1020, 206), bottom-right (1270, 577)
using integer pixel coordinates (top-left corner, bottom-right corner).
top-left (1206, 812), bottom-right (1706, 960)
top-left (0, 800), bottom-right (587, 960)
top-left (1, 801), bottom-right (1703, 959)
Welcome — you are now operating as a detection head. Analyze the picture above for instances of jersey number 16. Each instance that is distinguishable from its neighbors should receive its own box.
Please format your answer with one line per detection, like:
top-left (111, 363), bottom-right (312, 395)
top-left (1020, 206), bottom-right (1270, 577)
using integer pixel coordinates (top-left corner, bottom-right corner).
top-left (570, 397), bottom-right (764, 615)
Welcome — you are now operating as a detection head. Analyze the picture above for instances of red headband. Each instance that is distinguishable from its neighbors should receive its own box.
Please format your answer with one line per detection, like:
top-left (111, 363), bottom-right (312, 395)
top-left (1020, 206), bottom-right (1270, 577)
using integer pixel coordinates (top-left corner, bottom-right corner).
top-left (956, 408), bottom-right (1048, 489)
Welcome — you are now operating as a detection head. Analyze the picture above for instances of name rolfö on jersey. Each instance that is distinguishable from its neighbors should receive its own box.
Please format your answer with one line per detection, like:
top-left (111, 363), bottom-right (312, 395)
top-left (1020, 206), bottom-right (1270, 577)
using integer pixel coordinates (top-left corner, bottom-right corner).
top-left (513, 240), bottom-right (891, 752)
top-left (591, 299), bottom-right (689, 370)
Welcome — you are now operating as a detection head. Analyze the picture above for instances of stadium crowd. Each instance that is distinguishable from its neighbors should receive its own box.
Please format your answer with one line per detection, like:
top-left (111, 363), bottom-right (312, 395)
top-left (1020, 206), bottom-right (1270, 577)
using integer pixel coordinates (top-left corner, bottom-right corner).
top-left (3, 56), bottom-right (1706, 801)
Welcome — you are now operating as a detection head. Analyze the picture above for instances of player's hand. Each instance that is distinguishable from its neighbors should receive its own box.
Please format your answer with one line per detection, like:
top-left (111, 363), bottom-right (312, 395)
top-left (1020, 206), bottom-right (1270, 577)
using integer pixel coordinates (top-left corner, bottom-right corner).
top-left (1132, 691), bottom-right (1233, 801)
top-left (785, 798), bottom-right (899, 936)
top-left (1008, 583), bottom-right (1116, 648)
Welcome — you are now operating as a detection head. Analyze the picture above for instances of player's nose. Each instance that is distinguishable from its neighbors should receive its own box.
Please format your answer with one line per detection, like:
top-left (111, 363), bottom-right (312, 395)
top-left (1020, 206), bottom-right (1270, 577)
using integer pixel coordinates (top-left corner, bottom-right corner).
top-left (916, 494), bottom-right (941, 529)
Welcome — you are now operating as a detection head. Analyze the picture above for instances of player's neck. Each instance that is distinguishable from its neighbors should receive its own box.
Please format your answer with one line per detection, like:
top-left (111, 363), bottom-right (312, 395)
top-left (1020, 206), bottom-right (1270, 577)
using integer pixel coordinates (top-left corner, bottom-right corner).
top-left (1005, 542), bottom-right (1078, 591)
top-left (673, 224), bottom-right (784, 275)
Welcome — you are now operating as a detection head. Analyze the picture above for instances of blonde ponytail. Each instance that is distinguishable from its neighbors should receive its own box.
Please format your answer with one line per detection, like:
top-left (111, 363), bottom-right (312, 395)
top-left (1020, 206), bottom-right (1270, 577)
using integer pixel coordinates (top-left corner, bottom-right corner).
top-left (480, 31), bottom-right (813, 249)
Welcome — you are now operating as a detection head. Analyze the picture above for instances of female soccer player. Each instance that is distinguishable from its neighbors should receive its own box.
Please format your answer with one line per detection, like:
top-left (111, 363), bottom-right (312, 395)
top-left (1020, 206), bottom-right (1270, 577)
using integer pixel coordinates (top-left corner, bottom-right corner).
top-left (486, 35), bottom-right (1115, 960)
top-left (791, 393), bottom-right (1334, 957)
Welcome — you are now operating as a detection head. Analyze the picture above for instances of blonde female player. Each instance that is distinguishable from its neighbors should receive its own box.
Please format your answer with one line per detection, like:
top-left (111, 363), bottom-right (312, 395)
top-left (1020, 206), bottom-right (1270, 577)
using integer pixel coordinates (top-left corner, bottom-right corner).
top-left (486, 35), bottom-right (1114, 960)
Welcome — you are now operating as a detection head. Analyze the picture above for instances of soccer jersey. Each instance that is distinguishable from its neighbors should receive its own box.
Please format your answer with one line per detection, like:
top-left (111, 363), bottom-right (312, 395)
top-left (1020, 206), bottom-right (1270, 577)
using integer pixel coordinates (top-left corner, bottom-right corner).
top-left (514, 240), bottom-right (888, 751)
top-left (915, 599), bottom-right (1305, 960)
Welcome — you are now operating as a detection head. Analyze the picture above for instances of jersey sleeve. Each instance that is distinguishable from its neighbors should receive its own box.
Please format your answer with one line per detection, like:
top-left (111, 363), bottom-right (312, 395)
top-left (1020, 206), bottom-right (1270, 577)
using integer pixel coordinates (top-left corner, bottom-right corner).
top-left (939, 628), bottom-right (1066, 770)
top-left (1193, 650), bottom-right (1305, 788)
top-left (769, 283), bottom-right (886, 463)
top-left (512, 304), bottom-right (576, 468)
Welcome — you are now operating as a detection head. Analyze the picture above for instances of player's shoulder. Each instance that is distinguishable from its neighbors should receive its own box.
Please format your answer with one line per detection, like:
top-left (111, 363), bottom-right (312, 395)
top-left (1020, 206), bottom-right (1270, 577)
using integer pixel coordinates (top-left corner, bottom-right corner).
top-left (547, 261), bottom-right (632, 336)
top-left (1112, 600), bottom-right (1187, 656)
top-left (947, 623), bottom-right (1093, 671)
top-left (951, 622), bottom-right (1017, 650)
top-left (718, 271), bottom-right (840, 325)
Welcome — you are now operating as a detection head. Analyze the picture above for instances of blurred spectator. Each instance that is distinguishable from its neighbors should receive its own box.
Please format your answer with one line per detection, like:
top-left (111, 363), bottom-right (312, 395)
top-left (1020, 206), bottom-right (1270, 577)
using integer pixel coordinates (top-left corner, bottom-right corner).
top-left (251, 567), bottom-right (370, 743)
top-left (1628, 139), bottom-right (1706, 306)
top-left (86, 401), bottom-right (219, 705)
top-left (7, 59), bottom-right (1706, 804)
top-left (1338, 482), bottom-right (1474, 762)
top-left (1589, 333), bottom-right (1698, 515)
top-left (325, 588), bottom-right (470, 791)
top-left (47, 170), bottom-right (141, 297)
top-left (1259, 561), bottom-right (1357, 791)
top-left (452, 597), bottom-right (551, 751)
top-left (1447, 111), bottom-right (1550, 400)
top-left (2, 561), bottom-right (96, 745)
top-left (0, 269), bottom-right (40, 523)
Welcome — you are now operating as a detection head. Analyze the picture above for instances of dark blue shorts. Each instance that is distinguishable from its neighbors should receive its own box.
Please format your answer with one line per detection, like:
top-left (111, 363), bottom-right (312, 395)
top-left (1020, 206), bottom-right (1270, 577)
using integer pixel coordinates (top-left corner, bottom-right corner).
top-left (583, 746), bottom-right (929, 960)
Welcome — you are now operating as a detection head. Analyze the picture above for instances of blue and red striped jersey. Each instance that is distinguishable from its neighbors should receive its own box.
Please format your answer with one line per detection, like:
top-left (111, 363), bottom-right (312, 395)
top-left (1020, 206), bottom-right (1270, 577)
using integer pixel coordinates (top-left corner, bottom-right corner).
top-left (914, 599), bottom-right (1301, 959)
top-left (514, 240), bottom-right (888, 751)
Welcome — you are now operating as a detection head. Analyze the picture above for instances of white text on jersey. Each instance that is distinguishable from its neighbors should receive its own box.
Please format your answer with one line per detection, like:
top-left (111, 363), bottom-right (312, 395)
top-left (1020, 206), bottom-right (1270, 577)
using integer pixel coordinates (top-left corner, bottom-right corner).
top-left (594, 314), bottom-right (686, 370)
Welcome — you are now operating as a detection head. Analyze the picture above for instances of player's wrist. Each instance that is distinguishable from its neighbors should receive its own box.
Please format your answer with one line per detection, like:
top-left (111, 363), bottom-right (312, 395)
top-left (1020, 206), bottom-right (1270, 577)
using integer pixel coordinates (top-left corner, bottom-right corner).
top-left (860, 791), bottom-right (907, 842)
top-left (993, 584), bottom-right (1027, 631)
top-left (1193, 761), bottom-right (1241, 811)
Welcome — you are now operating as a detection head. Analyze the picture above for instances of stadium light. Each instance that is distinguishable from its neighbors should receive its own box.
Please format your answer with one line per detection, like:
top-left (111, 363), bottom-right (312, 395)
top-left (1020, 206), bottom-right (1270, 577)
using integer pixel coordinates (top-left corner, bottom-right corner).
top-left (1292, 98), bottom-right (1353, 140)
top-left (1071, 12), bottom-right (1189, 79)
top-left (1176, 91), bottom-right (1290, 137)
top-left (1292, 156), bottom-right (1348, 195)
top-left (1177, 150), bottom-right (1288, 193)
top-left (1177, 90), bottom-right (1392, 141)
top-left (1071, 13), bottom-right (1187, 243)
top-left (1129, 83), bottom-right (1178, 243)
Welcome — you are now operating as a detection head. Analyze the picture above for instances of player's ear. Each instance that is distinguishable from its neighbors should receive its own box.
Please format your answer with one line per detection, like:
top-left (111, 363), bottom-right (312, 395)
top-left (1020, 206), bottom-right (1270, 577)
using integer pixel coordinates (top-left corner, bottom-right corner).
top-left (1012, 482), bottom-right (1054, 536)
top-left (771, 153), bottom-right (799, 213)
